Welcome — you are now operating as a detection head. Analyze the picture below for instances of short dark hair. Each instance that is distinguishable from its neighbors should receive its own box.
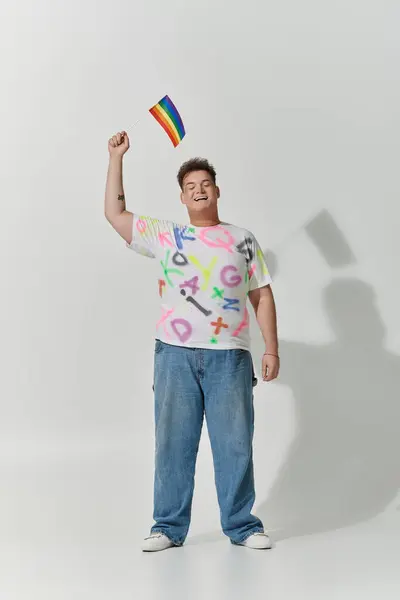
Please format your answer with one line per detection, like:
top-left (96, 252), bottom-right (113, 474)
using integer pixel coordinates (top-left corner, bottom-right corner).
top-left (177, 157), bottom-right (217, 190)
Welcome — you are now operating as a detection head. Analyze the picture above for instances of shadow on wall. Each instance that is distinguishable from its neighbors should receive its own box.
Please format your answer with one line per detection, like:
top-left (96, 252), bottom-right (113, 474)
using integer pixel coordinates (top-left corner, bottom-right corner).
top-left (253, 209), bottom-right (400, 541)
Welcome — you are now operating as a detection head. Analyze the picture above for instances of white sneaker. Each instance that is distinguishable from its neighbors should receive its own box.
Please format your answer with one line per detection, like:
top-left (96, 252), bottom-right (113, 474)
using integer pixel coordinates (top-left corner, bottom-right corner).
top-left (141, 532), bottom-right (176, 552)
top-left (238, 532), bottom-right (272, 549)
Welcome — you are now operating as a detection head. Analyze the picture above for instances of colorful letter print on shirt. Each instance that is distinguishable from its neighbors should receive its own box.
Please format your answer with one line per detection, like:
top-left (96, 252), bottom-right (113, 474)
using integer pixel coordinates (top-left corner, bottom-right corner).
top-left (126, 217), bottom-right (272, 350)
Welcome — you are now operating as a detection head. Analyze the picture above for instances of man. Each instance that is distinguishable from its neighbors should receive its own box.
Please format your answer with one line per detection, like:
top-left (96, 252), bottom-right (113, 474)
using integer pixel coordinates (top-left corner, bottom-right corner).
top-left (104, 130), bottom-right (279, 552)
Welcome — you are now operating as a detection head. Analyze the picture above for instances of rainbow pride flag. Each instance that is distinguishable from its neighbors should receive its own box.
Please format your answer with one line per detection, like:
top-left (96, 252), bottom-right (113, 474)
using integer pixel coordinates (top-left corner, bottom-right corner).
top-left (149, 95), bottom-right (186, 147)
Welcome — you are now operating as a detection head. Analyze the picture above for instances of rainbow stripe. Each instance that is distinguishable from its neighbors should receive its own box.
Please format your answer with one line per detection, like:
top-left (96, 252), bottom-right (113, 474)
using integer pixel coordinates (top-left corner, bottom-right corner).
top-left (149, 95), bottom-right (186, 147)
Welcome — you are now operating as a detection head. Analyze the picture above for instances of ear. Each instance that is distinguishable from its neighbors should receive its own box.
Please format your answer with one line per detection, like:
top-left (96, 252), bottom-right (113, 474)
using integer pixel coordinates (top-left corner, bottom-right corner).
top-left (216, 186), bottom-right (220, 199)
top-left (180, 190), bottom-right (186, 205)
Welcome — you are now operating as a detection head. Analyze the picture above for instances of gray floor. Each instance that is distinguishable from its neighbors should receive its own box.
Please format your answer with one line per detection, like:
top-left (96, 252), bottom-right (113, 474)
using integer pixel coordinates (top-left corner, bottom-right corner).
top-left (3, 441), bottom-right (400, 600)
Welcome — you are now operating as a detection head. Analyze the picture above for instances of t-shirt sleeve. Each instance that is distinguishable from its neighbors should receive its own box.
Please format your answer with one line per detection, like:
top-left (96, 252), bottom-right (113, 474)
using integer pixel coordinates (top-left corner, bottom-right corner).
top-left (248, 234), bottom-right (273, 291)
top-left (126, 214), bottom-right (174, 259)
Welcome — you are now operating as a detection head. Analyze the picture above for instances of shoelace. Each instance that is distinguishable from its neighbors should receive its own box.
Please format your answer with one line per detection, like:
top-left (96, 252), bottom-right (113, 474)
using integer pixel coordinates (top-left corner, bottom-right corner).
top-left (144, 533), bottom-right (164, 540)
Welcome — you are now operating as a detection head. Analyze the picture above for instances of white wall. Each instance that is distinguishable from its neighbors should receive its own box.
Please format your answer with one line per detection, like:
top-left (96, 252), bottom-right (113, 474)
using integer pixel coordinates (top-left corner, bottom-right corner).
top-left (1, 0), bottom-right (400, 547)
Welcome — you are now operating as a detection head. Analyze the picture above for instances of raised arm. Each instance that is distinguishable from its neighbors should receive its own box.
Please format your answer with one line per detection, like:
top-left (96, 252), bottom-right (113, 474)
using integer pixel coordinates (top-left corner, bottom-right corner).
top-left (104, 130), bottom-right (133, 244)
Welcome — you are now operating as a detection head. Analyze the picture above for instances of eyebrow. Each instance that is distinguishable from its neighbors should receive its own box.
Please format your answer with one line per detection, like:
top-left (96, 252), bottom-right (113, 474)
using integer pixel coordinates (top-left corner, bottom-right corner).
top-left (185, 179), bottom-right (211, 186)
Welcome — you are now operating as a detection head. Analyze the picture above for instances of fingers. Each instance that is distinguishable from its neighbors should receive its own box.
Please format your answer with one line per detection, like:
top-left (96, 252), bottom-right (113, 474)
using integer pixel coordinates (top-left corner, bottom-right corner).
top-left (265, 369), bottom-right (277, 382)
top-left (265, 370), bottom-right (277, 382)
top-left (108, 131), bottom-right (128, 148)
top-left (262, 357), bottom-right (280, 382)
top-left (122, 131), bottom-right (130, 148)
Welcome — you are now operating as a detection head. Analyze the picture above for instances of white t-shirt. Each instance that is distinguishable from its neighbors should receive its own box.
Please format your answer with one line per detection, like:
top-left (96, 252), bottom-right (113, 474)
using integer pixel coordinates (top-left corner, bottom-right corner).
top-left (126, 215), bottom-right (272, 350)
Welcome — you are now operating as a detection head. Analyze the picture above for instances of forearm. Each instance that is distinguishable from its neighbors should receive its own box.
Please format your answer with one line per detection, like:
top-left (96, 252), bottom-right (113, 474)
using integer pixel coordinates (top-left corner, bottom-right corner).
top-left (254, 291), bottom-right (279, 355)
top-left (105, 155), bottom-right (126, 219)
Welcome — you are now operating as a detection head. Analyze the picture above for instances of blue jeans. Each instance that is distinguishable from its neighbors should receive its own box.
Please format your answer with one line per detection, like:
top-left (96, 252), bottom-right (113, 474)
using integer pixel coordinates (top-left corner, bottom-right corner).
top-left (150, 339), bottom-right (264, 545)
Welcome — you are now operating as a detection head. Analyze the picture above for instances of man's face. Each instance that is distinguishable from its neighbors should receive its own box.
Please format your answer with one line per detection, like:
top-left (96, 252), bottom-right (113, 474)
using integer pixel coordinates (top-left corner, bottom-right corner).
top-left (180, 170), bottom-right (220, 212)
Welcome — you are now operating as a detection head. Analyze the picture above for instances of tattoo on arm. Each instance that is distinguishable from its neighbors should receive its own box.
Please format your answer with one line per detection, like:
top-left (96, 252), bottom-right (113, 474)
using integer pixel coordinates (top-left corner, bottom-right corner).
top-left (118, 194), bottom-right (125, 202)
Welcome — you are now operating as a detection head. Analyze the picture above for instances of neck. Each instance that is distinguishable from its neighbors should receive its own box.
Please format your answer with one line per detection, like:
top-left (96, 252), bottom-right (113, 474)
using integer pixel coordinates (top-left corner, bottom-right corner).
top-left (188, 212), bottom-right (221, 228)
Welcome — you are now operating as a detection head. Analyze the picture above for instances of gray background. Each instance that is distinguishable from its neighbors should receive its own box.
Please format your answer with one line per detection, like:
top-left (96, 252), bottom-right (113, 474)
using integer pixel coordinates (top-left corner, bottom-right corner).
top-left (1, 0), bottom-right (399, 598)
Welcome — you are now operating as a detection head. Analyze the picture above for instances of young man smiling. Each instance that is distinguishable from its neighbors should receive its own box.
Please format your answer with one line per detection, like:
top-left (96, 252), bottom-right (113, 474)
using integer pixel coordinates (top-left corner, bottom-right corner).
top-left (105, 131), bottom-right (279, 551)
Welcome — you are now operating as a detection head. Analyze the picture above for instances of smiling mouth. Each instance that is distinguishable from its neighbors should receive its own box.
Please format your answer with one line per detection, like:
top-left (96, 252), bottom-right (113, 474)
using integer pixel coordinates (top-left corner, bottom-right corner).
top-left (194, 196), bottom-right (208, 202)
